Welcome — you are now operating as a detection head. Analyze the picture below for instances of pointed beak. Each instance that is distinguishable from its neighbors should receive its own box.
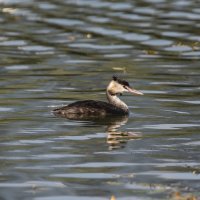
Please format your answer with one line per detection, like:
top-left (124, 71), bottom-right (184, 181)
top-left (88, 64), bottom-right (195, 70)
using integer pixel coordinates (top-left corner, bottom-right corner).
top-left (126, 86), bottom-right (144, 95)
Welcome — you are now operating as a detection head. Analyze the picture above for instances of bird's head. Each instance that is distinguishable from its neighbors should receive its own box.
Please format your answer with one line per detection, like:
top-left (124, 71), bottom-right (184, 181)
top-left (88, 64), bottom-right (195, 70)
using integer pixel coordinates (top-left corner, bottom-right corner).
top-left (107, 76), bottom-right (143, 96)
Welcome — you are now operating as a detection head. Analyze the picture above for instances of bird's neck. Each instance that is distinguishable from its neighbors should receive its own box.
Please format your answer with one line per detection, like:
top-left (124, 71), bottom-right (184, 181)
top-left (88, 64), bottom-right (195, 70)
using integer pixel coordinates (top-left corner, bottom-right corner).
top-left (106, 90), bottom-right (129, 113)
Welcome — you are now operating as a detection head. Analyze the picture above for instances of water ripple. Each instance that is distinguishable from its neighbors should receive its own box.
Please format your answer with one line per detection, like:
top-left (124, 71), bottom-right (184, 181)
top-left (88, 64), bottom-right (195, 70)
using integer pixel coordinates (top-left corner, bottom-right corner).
top-left (0, 0), bottom-right (200, 199)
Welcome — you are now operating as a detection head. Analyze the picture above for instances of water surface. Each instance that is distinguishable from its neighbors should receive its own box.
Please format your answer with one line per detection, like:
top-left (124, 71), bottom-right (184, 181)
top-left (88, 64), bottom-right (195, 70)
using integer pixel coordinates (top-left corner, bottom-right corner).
top-left (0, 0), bottom-right (200, 199)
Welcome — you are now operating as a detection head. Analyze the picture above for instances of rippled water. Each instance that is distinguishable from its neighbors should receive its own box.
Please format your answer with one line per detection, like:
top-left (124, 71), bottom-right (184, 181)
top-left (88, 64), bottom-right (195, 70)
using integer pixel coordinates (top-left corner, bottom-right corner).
top-left (0, 0), bottom-right (200, 199)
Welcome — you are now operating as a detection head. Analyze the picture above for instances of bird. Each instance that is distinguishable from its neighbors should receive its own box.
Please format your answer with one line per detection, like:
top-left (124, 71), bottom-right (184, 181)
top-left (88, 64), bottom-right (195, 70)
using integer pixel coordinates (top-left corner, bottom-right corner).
top-left (53, 76), bottom-right (143, 119)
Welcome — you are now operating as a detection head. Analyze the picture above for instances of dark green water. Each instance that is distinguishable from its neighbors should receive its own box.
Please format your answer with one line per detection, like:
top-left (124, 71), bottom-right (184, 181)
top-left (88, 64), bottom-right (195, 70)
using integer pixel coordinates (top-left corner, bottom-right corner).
top-left (0, 0), bottom-right (200, 199)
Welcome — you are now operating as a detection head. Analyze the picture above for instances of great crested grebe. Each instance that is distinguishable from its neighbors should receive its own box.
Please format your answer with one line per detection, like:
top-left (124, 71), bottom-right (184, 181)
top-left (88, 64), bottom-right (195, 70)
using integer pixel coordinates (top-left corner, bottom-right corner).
top-left (53, 76), bottom-right (143, 119)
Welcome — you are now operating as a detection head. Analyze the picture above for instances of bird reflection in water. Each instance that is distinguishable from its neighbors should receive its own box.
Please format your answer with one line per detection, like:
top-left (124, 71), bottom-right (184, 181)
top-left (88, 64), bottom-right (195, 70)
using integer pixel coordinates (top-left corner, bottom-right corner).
top-left (105, 115), bottom-right (142, 150)
top-left (53, 112), bottom-right (142, 150)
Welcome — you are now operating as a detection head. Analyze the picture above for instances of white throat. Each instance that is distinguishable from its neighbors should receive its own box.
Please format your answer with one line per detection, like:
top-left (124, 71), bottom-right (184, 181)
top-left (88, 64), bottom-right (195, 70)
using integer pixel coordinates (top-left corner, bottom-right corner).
top-left (106, 90), bottom-right (128, 113)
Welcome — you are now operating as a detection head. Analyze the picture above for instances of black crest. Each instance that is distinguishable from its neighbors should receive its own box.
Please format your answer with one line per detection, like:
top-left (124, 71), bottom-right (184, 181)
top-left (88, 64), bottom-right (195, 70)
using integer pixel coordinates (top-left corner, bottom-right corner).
top-left (112, 76), bottom-right (130, 87)
top-left (112, 75), bottom-right (118, 81)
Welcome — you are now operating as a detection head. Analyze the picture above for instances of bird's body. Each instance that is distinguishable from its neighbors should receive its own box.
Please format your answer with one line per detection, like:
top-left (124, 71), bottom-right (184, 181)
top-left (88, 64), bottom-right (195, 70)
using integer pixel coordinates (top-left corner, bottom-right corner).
top-left (53, 76), bottom-right (143, 119)
top-left (54, 100), bottom-right (127, 117)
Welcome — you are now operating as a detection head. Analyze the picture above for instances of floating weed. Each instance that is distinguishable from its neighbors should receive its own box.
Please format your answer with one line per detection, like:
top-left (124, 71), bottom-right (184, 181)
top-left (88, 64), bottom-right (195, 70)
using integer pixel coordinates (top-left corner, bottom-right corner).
top-left (144, 49), bottom-right (158, 55)
top-left (172, 191), bottom-right (198, 200)
top-left (110, 195), bottom-right (116, 200)
top-left (112, 67), bottom-right (127, 73)
top-left (174, 41), bottom-right (200, 50)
